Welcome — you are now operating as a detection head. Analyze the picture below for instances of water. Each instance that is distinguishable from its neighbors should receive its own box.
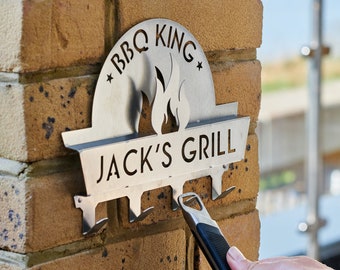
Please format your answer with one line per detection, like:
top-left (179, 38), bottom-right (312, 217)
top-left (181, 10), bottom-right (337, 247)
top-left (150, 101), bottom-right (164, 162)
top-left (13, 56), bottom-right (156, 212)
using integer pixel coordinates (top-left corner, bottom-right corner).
top-left (259, 0), bottom-right (340, 63)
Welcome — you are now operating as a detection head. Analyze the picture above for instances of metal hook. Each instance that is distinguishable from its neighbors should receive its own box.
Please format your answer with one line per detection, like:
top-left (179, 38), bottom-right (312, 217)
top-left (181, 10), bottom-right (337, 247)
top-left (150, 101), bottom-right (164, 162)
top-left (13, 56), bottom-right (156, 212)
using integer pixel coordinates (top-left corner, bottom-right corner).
top-left (179, 186), bottom-right (236, 210)
top-left (215, 186), bottom-right (236, 200)
top-left (83, 218), bottom-right (109, 237)
top-left (129, 206), bottom-right (154, 223)
top-left (75, 185), bottom-right (235, 236)
top-left (75, 194), bottom-right (155, 235)
top-left (74, 195), bottom-right (109, 236)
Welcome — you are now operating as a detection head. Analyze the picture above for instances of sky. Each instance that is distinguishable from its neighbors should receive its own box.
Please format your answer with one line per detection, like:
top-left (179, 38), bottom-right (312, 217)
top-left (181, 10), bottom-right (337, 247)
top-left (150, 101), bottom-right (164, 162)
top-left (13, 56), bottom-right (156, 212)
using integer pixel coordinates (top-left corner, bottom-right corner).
top-left (258, 0), bottom-right (340, 63)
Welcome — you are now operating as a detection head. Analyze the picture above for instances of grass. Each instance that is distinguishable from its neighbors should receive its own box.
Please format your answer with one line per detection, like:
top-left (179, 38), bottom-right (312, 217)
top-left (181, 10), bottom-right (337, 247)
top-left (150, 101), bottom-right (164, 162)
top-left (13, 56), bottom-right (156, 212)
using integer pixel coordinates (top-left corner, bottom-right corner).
top-left (261, 56), bottom-right (340, 93)
top-left (260, 170), bottom-right (296, 191)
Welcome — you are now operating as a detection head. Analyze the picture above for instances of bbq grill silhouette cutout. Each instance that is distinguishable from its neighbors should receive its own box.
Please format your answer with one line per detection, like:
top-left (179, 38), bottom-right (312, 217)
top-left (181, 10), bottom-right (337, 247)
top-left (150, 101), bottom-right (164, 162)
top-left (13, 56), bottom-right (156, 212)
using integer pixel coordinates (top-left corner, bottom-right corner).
top-left (62, 18), bottom-right (249, 236)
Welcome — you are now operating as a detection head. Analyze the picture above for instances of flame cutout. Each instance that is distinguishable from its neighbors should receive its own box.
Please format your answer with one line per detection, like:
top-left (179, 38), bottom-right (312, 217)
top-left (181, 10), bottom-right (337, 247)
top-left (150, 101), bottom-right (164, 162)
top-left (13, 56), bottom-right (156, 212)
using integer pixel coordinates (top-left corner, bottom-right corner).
top-left (151, 55), bottom-right (190, 134)
top-left (174, 81), bottom-right (190, 132)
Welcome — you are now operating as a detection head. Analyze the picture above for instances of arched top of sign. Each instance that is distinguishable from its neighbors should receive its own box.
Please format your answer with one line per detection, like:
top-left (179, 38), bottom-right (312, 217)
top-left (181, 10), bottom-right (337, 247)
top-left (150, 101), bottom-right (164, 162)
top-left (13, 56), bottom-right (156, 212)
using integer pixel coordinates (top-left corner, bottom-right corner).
top-left (62, 19), bottom-right (249, 236)
top-left (63, 18), bottom-right (237, 147)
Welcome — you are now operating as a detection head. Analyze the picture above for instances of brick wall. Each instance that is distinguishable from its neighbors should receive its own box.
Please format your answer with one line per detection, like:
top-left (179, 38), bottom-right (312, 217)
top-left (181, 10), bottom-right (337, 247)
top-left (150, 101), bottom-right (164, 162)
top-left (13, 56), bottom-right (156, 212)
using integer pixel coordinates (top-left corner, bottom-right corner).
top-left (0, 1), bottom-right (263, 269)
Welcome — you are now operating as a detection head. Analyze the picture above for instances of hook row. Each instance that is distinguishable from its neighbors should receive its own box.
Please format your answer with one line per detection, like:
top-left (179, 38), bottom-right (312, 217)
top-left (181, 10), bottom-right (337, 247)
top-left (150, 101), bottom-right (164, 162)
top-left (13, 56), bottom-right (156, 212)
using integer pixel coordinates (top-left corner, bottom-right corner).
top-left (76, 185), bottom-right (236, 236)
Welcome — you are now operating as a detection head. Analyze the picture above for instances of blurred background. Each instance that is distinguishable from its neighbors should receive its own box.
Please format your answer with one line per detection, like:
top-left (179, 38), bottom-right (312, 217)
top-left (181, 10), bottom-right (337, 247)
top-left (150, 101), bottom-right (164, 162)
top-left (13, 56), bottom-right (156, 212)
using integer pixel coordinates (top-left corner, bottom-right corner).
top-left (257, 0), bottom-right (340, 268)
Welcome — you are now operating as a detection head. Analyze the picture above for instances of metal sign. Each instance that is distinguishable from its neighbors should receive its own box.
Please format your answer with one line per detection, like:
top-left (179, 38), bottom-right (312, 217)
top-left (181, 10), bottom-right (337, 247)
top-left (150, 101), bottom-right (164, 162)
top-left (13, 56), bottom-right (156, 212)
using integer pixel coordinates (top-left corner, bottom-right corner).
top-left (62, 18), bottom-right (249, 235)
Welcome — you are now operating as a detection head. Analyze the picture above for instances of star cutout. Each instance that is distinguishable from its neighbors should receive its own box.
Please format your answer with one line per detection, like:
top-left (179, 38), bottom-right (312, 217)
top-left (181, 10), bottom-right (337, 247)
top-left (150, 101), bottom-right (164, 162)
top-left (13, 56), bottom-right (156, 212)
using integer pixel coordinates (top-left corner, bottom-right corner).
top-left (106, 73), bottom-right (113, 83)
top-left (197, 61), bottom-right (203, 71)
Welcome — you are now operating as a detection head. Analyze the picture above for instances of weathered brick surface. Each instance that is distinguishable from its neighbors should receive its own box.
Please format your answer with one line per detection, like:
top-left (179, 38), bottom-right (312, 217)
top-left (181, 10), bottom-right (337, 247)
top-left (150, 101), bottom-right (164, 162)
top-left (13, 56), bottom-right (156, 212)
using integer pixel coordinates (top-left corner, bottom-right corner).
top-left (30, 229), bottom-right (186, 270)
top-left (25, 170), bottom-right (84, 251)
top-left (20, 0), bottom-right (106, 72)
top-left (0, 158), bottom-right (107, 253)
top-left (25, 76), bottom-right (96, 162)
top-left (117, 0), bottom-right (262, 51)
top-left (196, 210), bottom-right (260, 269)
top-left (0, 0), bottom-right (22, 72)
top-left (213, 60), bottom-right (262, 134)
top-left (0, 0), bottom-right (262, 71)
top-left (0, 75), bottom-right (97, 162)
top-left (0, 175), bottom-right (26, 252)
top-left (25, 166), bottom-right (107, 252)
top-left (0, 82), bottom-right (27, 161)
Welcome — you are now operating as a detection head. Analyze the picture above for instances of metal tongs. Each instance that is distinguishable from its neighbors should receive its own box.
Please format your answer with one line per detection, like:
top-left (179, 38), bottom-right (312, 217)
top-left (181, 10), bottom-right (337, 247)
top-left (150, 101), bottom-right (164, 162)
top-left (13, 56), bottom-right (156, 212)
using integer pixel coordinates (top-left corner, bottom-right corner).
top-left (178, 187), bottom-right (235, 270)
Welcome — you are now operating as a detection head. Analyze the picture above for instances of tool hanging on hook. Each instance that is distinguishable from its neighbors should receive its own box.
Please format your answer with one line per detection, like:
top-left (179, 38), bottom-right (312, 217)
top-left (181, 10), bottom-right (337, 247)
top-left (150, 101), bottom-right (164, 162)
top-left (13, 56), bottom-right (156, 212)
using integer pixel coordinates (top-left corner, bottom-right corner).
top-left (178, 187), bottom-right (235, 270)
